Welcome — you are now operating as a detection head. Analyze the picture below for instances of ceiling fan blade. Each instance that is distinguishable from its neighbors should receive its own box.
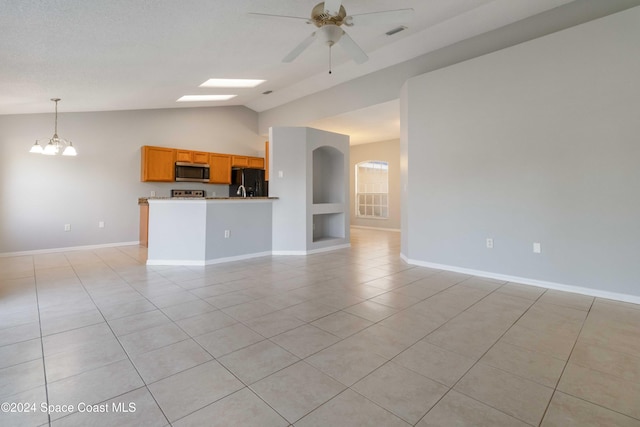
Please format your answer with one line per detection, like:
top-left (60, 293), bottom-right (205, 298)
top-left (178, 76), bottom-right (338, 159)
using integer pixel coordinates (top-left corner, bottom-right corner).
top-left (248, 12), bottom-right (311, 24)
top-left (323, 0), bottom-right (343, 16)
top-left (339, 31), bottom-right (368, 64)
top-left (348, 8), bottom-right (414, 26)
top-left (283, 32), bottom-right (317, 63)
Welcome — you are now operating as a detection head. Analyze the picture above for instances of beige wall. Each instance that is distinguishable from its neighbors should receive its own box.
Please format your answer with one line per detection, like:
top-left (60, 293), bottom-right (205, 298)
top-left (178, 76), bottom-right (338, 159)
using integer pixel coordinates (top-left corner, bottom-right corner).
top-left (350, 139), bottom-right (400, 230)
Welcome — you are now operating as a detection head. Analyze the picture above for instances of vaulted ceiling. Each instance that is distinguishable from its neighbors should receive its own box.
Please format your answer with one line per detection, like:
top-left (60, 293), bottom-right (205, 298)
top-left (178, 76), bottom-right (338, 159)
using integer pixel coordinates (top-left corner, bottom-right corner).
top-left (0, 0), bottom-right (633, 143)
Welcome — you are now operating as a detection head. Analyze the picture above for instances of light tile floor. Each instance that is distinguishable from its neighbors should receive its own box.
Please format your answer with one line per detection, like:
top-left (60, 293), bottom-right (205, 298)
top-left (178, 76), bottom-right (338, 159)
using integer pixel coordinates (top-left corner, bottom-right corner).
top-left (1, 228), bottom-right (639, 426)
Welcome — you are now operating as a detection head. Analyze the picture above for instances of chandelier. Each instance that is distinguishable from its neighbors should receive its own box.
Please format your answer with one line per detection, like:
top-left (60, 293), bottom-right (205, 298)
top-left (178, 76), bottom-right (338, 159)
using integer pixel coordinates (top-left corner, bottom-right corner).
top-left (29, 98), bottom-right (77, 156)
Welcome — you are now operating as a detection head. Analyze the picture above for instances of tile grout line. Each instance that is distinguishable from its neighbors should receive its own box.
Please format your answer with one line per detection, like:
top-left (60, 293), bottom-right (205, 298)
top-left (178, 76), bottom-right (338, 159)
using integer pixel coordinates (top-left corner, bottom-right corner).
top-left (411, 283), bottom-right (550, 426)
top-left (49, 250), bottom-right (173, 426)
top-left (31, 257), bottom-right (52, 427)
top-left (107, 247), bottom-right (301, 425)
top-left (536, 296), bottom-right (603, 426)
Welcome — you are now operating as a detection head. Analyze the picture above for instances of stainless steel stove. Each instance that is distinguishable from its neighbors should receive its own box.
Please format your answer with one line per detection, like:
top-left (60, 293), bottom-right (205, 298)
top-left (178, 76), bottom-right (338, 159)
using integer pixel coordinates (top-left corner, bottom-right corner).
top-left (171, 189), bottom-right (205, 198)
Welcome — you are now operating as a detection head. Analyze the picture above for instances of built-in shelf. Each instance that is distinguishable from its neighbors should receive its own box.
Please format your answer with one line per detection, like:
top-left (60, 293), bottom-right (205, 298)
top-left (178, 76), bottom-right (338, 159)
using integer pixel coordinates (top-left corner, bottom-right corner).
top-left (313, 146), bottom-right (344, 204)
top-left (313, 213), bottom-right (345, 242)
top-left (312, 203), bottom-right (344, 215)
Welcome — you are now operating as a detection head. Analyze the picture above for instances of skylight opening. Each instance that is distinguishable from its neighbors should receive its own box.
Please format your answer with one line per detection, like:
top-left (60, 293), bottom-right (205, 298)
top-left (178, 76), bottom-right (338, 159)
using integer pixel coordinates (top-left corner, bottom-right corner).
top-left (199, 79), bottom-right (266, 88)
top-left (177, 95), bottom-right (237, 102)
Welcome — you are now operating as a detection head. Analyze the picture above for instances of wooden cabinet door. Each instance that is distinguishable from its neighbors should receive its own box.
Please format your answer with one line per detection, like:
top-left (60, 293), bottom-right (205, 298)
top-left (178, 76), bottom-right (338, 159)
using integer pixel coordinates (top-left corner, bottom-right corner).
top-left (176, 150), bottom-right (192, 162)
top-left (209, 153), bottom-right (232, 184)
top-left (265, 141), bottom-right (269, 181)
top-left (248, 157), bottom-right (264, 169)
top-left (139, 202), bottom-right (149, 247)
top-left (231, 155), bottom-right (249, 167)
top-left (192, 151), bottom-right (209, 164)
top-left (141, 146), bottom-right (175, 182)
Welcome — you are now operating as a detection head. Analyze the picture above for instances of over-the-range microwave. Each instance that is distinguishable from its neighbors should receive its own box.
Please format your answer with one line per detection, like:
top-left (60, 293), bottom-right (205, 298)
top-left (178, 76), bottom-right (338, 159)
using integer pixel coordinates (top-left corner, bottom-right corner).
top-left (175, 162), bottom-right (210, 182)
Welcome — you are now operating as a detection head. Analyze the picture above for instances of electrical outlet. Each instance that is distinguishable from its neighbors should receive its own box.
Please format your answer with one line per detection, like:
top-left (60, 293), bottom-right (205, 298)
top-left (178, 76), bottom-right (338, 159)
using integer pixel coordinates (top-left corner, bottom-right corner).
top-left (210, 192), bottom-right (216, 197)
top-left (486, 238), bottom-right (493, 249)
top-left (278, 170), bottom-right (284, 178)
top-left (150, 191), bottom-right (156, 197)
top-left (224, 230), bottom-right (230, 238)
top-left (533, 242), bottom-right (541, 253)
top-left (99, 221), bottom-right (105, 228)
top-left (64, 224), bottom-right (71, 232)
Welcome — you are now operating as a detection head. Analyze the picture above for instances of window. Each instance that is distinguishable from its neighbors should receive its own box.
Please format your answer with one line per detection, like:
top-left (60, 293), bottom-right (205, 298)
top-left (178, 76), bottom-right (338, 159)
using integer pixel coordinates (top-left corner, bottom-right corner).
top-left (355, 160), bottom-right (388, 219)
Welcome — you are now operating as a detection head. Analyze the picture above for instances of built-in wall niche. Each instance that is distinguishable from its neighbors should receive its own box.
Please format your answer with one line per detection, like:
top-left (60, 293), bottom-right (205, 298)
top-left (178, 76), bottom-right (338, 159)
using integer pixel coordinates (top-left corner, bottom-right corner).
top-left (313, 146), bottom-right (344, 204)
top-left (312, 213), bottom-right (345, 242)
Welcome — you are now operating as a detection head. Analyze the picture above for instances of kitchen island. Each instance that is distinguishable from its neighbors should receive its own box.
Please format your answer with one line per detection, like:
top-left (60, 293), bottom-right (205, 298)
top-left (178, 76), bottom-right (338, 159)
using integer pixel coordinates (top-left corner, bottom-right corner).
top-left (145, 197), bottom-right (277, 266)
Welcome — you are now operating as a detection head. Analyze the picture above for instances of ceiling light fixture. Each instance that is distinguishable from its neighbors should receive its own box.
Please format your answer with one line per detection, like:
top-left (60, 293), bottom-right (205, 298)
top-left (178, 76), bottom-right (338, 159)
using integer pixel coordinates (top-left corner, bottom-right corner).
top-left (29, 98), bottom-right (77, 156)
top-left (177, 95), bottom-right (237, 102)
top-left (199, 79), bottom-right (265, 88)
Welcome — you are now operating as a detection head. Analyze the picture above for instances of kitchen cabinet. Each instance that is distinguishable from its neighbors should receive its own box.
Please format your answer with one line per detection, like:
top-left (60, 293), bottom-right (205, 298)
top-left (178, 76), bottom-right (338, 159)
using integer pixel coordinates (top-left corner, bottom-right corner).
top-left (141, 146), bottom-right (175, 182)
top-left (231, 155), bottom-right (249, 167)
top-left (248, 157), bottom-right (264, 169)
top-left (176, 150), bottom-right (209, 164)
top-left (209, 153), bottom-right (232, 184)
top-left (176, 150), bottom-right (192, 162)
top-left (141, 145), bottom-right (264, 182)
top-left (192, 151), bottom-right (209, 164)
top-left (265, 141), bottom-right (269, 180)
top-left (139, 200), bottom-right (149, 247)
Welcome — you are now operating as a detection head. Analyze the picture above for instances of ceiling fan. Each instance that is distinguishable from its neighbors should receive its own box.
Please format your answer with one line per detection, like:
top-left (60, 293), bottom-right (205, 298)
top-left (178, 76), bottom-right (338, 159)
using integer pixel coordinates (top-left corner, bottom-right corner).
top-left (250, 1), bottom-right (413, 71)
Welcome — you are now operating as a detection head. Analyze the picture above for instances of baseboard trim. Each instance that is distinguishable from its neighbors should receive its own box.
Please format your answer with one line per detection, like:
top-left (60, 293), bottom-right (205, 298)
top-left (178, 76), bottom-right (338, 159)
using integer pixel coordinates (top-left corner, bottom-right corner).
top-left (306, 243), bottom-right (351, 254)
top-left (147, 251), bottom-right (272, 266)
top-left (273, 243), bottom-right (352, 256)
top-left (351, 225), bottom-right (401, 232)
top-left (403, 257), bottom-right (640, 305)
top-left (0, 241), bottom-right (140, 258)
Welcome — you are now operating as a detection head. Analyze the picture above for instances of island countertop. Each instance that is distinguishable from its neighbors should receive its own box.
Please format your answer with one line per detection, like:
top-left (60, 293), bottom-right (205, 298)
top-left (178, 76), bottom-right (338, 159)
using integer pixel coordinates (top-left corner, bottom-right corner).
top-left (139, 196), bottom-right (278, 204)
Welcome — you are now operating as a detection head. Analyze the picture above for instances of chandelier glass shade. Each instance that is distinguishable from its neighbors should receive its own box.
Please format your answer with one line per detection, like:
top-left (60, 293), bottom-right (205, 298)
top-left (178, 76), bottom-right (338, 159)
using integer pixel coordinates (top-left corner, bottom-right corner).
top-left (30, 98), bottom-right (77, 156)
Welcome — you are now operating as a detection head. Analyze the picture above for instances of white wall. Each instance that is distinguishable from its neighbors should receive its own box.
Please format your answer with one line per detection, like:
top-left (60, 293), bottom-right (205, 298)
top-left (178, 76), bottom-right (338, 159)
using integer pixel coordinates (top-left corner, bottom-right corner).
top-left (402, 6), bottom-right (640, 300)
top-left (0, 106), bottom-right (262, 254)
top-left (350, 139), bottom-right (401, 231)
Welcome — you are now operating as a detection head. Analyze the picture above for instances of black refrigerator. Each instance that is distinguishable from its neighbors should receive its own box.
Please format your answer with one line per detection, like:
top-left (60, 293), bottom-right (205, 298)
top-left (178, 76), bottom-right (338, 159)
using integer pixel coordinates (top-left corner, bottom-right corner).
top-left (229, 168), bottom-right (268, 197)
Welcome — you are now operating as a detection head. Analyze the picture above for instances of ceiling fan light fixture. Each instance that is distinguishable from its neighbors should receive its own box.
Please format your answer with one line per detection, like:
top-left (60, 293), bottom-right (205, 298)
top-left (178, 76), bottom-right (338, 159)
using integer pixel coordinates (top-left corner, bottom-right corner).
top-left (318, 24), bottom-right (343, 46)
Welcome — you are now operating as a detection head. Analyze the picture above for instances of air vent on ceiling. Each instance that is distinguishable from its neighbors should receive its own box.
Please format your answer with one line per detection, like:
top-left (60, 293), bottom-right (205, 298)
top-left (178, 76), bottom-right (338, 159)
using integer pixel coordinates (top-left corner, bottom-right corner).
top-left (385, 26), bottom-right (407, 36)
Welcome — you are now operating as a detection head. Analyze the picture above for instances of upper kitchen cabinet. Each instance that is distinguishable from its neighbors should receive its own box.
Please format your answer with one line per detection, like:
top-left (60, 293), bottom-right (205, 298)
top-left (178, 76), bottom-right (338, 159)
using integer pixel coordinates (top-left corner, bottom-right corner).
top-left (231, 155), bottom-right (249, 167)
top-left (192, 151), bottom-right (209, 164)
top-left (232, 155), bottom-right (264, 169)
top-left (209, 153), bottom-right (232, 184)
top-left (248, 157), bottom-right (264, 169)
top-left (141, 145), bottom-right (175, 182)
top-left (176, 150), bottom-right (208, 163)
top-left (176, 149), bottom-right (192, 162)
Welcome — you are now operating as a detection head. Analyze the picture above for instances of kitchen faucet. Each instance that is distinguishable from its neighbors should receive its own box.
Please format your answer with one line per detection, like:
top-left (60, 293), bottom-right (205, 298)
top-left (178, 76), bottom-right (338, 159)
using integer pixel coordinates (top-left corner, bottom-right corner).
top-left (236, 170), bottom-right (246, 197)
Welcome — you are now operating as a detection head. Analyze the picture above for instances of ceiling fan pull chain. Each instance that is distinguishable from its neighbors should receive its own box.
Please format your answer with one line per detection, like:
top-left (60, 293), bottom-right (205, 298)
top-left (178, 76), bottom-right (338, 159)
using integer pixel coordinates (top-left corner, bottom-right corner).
top-left (329, 44), bottom-right (332, 74)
